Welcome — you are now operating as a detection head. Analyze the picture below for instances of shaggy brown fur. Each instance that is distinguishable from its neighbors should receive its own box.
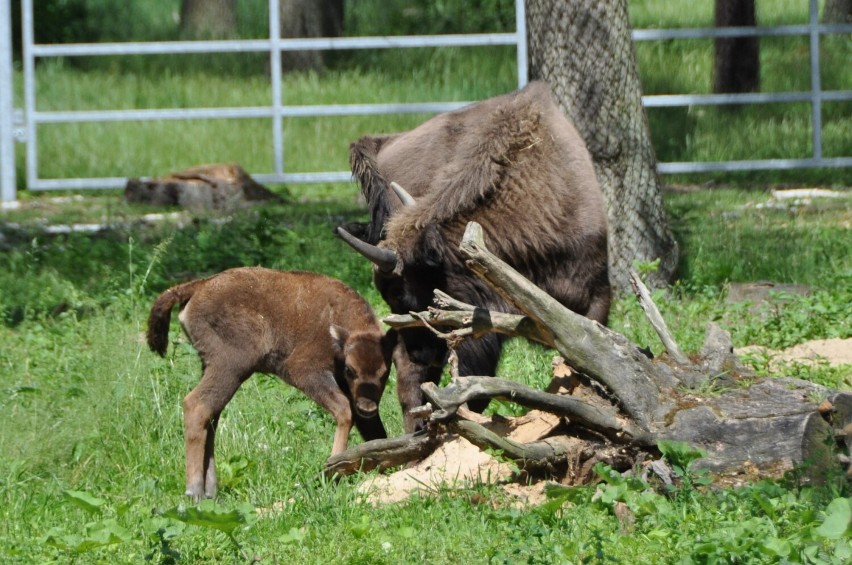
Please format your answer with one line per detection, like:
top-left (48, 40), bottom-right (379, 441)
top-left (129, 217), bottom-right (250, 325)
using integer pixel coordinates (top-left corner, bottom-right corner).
top-left (341, 82), bottom-right (610, 432)
top-left (146, 267), bottom-right (396, 500)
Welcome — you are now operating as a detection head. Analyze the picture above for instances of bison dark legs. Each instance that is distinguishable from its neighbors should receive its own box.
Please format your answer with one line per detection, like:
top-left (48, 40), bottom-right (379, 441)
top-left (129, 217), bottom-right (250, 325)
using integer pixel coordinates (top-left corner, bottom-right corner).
top-left (393, 341), bottom-right (444, 432)
top-left (352, 411), bottom-right (388, 442)
top-left (393, 332), bottom-right (505, 432)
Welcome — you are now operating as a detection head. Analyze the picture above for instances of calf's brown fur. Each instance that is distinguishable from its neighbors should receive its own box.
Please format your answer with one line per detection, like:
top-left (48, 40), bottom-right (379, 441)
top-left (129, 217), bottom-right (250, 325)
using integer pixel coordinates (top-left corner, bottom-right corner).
top-left (147, 267), bottom-right (395, 500)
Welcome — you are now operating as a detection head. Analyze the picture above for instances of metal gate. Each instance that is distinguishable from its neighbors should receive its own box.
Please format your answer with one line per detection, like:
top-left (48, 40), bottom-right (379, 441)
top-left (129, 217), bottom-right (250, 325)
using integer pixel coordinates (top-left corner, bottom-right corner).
top-left (1, 0), bottom-right (850, 203)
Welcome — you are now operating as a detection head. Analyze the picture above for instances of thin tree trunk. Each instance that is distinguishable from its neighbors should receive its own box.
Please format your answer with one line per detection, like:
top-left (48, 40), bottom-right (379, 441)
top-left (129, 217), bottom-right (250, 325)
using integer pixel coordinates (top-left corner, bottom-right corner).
top-left (525, 0), bottom-right (679, 292)
top-left (180, 0), bottom-right (237, 39)
top-left (280, 0), bottom-right (344, 71)
top-left (824, 0), bottom-right (852, 23)
top-left (714, 0), bottom-right (760, 94)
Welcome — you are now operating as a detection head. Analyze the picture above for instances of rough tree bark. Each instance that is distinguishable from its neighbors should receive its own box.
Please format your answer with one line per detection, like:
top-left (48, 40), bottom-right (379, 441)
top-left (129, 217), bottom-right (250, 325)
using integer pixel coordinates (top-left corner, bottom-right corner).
top-left (280, 0), bottom-right (344, 71)
top-left (180, 0), bottom-right (237, 39)
top-left (824, 0), bottom-right (852, 23)
top-left (714, 0), bottom-right (760, 94)
top-left (525, 0), bottom-right (679, 291)
top-left (326, 222), bottom-right (852, 485)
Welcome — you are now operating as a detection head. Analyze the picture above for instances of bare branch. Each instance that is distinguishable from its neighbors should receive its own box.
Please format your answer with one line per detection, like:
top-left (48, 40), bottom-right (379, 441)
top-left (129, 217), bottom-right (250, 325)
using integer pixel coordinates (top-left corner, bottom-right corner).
top-left (422, 376), bottom-right (653, 445)
top-left (629, 269), bottom-right (690, 365)
top-left (324, 433), bottom-right (442, 478)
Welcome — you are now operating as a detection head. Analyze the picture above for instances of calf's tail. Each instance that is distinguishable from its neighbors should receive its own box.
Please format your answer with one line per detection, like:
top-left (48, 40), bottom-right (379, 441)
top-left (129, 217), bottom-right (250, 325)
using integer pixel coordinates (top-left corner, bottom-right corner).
top-left (146, 279), bottom-right (204, 357)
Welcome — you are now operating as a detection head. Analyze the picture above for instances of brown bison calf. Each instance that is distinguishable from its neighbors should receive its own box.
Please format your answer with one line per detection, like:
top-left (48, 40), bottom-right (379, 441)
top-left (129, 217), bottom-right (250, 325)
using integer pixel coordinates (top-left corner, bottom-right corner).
top-left (146, 267), bottom-right (396, 500)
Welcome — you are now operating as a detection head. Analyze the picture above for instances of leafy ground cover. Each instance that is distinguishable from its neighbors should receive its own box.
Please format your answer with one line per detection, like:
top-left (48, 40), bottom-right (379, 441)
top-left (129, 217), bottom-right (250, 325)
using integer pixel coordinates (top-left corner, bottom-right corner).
top-left (0, 185), bottom-right (850, 563)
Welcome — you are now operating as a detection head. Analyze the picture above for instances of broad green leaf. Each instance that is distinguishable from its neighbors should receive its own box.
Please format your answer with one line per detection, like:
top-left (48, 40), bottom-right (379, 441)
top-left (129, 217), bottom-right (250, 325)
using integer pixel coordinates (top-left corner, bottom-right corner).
top-left (544, 483), bottom-right (589, 504)
top-left (279, 527), bottom-right (307, 545)
top-left (760, 537), bottom-right (792, 557)
top-left (63, 490), bottom-right (106, 516)
top-left (815, 498), bottom-right (852, 540)
top-left (657, 439), bottom-right (707, 470)
top-left (161, 500), bottom-right (253, 536)
top-left (349, 515), bottom-right (371, 539)
top-left (43, 520), bottom-right (131, 554)
top-left (44, 531), bottom-right (83, 552)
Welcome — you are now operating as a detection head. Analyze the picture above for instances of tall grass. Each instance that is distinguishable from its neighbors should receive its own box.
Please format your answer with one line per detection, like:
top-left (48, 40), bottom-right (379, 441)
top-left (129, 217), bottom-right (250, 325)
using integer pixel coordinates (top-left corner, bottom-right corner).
top-left (10, 0), bottom-right (851, 189)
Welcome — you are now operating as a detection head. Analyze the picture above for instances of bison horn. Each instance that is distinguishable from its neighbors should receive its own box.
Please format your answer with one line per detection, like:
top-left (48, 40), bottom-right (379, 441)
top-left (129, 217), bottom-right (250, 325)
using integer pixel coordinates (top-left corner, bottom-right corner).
top-left (335, 227), bottom-right (398, 273)
top-left (390, 182), bottom-right (416, 207)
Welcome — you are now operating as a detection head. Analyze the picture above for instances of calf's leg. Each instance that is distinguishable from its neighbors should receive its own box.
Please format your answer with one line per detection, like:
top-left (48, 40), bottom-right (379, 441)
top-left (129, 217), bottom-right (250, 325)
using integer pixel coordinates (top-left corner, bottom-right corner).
top-left (286, 367), bottom-right (354, 455)
top-left (183, 362), bottom-right (248, 500)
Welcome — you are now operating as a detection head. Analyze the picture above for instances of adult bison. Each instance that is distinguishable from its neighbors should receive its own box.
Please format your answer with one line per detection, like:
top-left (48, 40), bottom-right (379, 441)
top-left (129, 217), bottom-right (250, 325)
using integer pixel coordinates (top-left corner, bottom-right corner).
top-left (337, 81), bottom-right (610, 432)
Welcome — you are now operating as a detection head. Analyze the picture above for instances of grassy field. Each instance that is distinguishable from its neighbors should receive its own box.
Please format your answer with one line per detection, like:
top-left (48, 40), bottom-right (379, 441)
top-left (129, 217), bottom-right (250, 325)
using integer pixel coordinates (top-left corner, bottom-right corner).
top-left (1, 1), bottom-right (851, 563)
top-left (1, 186), bottom-right (850, 563)
top-left (8, 0), bottom-right (852, 190)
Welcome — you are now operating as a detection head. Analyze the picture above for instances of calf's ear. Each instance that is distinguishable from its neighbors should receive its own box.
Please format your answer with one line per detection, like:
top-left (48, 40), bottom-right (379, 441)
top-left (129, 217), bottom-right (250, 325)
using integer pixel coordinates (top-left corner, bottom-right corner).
top-left (329, 325), bottom-right (349, 354)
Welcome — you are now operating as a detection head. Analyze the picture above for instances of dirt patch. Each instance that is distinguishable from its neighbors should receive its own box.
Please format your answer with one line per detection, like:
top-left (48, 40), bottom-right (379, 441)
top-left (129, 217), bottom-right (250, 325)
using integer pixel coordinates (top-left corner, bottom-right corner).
top-left (736, 338), bottom-right (852, 371)
top-left (357, 435), bottom-right (516, 505)
top-left (356, 339), bottom-right (851, 507)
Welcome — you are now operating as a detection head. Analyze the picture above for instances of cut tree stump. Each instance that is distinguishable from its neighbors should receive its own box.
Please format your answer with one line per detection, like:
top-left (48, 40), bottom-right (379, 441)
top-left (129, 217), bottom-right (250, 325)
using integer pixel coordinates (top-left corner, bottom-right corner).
top-left (324, 221), bottom-right (852, 485)
top-left (124, 163), bottom-right (283, 211)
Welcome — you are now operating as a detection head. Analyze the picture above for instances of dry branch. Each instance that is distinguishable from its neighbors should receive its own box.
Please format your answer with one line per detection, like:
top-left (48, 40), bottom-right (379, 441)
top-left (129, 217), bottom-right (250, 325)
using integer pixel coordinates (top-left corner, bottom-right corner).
top-left (324, 433), bottom-right (442, 477)
top-left (628, 269), bottom-right (690, 365)
top-left (421, 377), bottom-right (651, 445)
top-left (326, 221), bottom-right (852, 482)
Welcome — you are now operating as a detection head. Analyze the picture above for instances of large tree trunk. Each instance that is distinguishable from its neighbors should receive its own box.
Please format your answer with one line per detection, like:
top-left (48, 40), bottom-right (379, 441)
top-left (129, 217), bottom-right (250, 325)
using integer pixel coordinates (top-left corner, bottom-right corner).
top-left (180, 0), bottom-right (237, 39)
top-left (326, 222), bottom-right (852, 485)
top-left (525, 0), bottom-right (678, 292)
top-left (824, 0), bottom-right (852, 23)
top-left (280, 0), bottom-right (344, 72)
top-left (713, 0), bottom-right (760, 94)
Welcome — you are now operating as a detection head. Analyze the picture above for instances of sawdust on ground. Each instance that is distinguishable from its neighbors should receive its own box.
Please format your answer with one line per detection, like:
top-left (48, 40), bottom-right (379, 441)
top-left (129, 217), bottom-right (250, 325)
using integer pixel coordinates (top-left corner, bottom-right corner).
top-left (357, 338), bottom-right (851, 507)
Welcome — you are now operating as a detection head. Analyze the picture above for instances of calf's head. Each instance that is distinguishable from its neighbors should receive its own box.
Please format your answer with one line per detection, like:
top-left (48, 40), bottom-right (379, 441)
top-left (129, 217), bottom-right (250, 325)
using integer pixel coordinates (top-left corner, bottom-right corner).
top-left (330, 326), bottom-right (396, 418)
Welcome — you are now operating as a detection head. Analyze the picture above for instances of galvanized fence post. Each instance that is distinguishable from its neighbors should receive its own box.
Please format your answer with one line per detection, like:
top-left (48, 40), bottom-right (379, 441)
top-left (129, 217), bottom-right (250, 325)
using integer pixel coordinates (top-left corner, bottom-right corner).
top-left (0, 0), bottom-right (16, 202)
top-left (808, 0), bottom-right (823, 161)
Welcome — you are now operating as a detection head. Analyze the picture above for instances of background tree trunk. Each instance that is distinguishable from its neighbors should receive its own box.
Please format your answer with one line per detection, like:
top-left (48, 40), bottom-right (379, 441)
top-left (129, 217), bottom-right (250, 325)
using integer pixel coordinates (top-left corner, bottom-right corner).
top-left (713, 0), bottom-right (760, 93)
top-left (280, 0), bottom-right (344, 72)
top-left (180, 0), bottom-right (237, 39)
top-left (824, 0), bottom-right (852, 23)
top-left (525, 0), bottom-right (679, 292)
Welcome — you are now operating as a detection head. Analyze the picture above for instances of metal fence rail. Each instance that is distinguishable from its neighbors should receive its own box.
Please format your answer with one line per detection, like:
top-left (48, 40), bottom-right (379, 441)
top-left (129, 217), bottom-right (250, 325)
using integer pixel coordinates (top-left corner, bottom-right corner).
top-left (0, 0), bottom-right (850, 202)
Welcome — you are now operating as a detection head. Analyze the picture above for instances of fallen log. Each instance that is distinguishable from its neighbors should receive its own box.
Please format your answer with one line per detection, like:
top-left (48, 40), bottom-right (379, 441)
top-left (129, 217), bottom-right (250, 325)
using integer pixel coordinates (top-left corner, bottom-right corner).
top-left (325, 221), bottom-right (852, 484)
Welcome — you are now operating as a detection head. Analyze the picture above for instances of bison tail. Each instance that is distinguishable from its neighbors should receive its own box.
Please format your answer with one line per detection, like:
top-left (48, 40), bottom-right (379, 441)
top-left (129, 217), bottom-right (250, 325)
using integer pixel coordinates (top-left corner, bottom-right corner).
top-left (146, 279), bottom-right (202, 357)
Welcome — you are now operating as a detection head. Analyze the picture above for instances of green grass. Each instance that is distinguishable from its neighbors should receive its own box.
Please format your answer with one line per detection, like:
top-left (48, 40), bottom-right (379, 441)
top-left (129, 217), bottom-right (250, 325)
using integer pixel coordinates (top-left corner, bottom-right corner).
top-left (1, 1), bottom-right (851, 562)
top-left (1, 185), bottom-right (850, 562)
top-left (9, 1), bottom-right (851, 190)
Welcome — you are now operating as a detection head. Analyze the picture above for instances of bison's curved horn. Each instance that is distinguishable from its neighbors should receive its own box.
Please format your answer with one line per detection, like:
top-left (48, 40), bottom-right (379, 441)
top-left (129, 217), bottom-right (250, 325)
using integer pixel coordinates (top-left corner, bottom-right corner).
top-left (336, 227), bottom-right (398, 273)
top-left (390, 182), bottom-right (416, 207)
